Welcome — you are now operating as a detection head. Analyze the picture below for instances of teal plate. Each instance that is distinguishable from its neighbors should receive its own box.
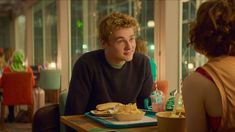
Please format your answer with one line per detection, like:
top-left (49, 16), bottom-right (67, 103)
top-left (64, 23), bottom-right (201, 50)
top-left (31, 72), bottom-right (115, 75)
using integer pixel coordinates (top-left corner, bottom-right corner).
top-left (84, 110), bottom-right (158, 129)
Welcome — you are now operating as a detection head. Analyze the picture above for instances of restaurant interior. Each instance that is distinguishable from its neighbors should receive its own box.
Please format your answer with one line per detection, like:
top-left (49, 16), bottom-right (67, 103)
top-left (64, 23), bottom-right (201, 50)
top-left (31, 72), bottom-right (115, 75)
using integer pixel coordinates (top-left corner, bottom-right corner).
top-left (0, 0), bottom-right (207, 131)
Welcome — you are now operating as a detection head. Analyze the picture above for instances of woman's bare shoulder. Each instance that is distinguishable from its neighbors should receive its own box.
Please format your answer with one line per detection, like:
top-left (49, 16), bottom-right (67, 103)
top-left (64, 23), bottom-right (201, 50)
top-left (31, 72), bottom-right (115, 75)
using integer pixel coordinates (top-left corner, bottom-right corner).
top-left (182, 71), bottom-right (216, 95)
top-left (182, 71), bottom-right (222, 117)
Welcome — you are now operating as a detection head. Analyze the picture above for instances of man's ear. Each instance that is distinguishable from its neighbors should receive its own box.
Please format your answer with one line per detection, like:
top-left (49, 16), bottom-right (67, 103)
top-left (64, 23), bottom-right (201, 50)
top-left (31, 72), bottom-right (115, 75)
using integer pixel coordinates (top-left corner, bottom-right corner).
top-left (100, 39), bottom-right (107, 48)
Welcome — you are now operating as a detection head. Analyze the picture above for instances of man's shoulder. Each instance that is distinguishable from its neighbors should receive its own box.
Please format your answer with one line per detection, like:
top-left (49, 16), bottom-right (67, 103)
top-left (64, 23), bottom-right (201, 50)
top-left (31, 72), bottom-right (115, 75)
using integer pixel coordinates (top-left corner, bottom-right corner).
top-left (81, 49), bottom-right (103, 59)
top-left (74, 49), bottom-right (104, 66)
top-left (132, 52), bottom-right (149, 62)
top-left (79, 49), bottom-right (103, 60)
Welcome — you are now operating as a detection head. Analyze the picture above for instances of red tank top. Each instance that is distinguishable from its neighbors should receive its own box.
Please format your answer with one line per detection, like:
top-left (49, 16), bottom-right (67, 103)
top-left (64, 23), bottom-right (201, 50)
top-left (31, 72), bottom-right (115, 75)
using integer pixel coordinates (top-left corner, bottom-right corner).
top-left (196, 67), bottom-right (221, 131)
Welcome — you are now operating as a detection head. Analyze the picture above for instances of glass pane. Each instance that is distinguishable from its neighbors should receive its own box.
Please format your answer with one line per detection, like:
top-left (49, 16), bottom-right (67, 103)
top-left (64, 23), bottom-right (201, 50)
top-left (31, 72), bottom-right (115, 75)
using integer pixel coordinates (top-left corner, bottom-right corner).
top-left (182, 23), bottom-right (190, 79)
top-left (34, 10), bottom-right (44, 65)
top-left (45, 1), bottom-right (57, 64)
top-left (16, 15), bottom-right (26, 53)
top-left (0, 16), bottom-right (10, 48)
top-left (71, 0), bottom-right (83, 66)
top-left (138, 0), bottom-right (155, 59)
top-left (183, 2), bottom-right (189, 21)
top-left (180, 0), bottom-right (206, 79)
top-left (190, 0), bottom-right (196, 19)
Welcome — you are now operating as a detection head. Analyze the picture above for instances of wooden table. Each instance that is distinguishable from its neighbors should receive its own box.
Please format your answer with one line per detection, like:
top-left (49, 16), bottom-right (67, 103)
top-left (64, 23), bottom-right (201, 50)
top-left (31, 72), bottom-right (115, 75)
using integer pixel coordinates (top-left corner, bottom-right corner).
top-left (60, 115), bottom-right (158, 132)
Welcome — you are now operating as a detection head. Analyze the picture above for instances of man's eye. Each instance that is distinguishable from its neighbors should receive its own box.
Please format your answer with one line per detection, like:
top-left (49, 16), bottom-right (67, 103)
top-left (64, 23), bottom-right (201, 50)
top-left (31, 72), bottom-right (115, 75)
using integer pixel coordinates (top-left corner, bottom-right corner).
top-left (116, 39), bottom-right (125, 43)
top-left (130, 38), bottom-right (135, 41)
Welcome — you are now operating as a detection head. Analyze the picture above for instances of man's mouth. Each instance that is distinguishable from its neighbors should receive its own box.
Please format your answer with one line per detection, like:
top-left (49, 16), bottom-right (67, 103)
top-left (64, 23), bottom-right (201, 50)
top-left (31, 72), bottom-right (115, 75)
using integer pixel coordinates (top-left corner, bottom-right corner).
top-left (124, 52), bottom-right (132, 56)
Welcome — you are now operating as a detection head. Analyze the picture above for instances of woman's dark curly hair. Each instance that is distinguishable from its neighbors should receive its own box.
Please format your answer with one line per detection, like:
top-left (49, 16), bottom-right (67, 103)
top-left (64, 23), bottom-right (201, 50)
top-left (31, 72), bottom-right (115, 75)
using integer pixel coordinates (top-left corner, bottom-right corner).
top-left (189, 0), bottom-right (235, 57)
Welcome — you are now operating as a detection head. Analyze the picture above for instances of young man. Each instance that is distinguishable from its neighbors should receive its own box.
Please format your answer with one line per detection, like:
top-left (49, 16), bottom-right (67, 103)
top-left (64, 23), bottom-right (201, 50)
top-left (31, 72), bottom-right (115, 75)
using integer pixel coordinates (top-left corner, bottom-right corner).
top-left (65, 12), bottom-right (153, 116)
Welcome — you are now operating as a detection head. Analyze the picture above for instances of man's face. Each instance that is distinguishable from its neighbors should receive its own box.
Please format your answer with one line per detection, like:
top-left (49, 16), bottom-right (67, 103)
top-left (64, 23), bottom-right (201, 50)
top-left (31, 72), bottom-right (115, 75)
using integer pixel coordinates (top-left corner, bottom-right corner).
top-left (102, 28), bottom-right (136, 64)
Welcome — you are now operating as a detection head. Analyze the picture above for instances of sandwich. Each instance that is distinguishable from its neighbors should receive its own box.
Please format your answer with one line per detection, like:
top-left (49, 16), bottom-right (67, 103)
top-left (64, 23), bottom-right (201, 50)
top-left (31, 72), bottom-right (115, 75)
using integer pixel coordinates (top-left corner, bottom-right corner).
top-left (91, 102), bottom-right (123, 116)
top-left (96, 102), bottom-right (123, 111)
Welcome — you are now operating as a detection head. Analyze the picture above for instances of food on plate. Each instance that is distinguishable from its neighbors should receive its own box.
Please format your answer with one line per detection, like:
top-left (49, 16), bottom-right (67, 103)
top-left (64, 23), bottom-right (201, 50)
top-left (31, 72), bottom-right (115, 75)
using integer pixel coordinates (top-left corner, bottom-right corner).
top-left (96, 102), bottom-right (123, 111)
top-left (90, 110), bottom-right (112, 116)
top-left (91, 102), bottom-right (145, 121)
top-left (113, 103), bottom-right (145, 121)
top-left (114, 103), bottom-right (142, 114)
top-left (91, 102), bottom-right (123, 116)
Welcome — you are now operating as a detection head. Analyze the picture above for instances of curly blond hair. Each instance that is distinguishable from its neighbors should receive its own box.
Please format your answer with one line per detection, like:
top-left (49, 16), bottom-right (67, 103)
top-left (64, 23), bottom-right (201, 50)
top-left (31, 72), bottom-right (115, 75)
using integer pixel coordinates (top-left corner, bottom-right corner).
top-left (99, 12), bottom-right (139, 42)
top-left (189, 0), bottom-right (235, 57)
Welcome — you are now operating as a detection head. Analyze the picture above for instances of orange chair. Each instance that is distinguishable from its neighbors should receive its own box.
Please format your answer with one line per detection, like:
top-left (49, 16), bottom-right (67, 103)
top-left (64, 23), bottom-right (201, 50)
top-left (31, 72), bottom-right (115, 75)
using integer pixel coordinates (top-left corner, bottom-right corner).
top-left (156, 80), bottom-right (168, 98)
top-left (0, 72), bottom-right (34, 124)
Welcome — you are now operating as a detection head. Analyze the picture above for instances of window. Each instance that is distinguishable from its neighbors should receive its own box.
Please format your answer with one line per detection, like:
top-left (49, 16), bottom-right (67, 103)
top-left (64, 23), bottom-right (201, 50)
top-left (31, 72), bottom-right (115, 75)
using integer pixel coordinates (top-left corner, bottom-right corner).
top-left (45, 1), bottom-right (57, 64)
top-left (34, 9), bottom-right (43, 65)
top-left (0, 16), bottom-right (11, 48)
top-left (180, 0), bottom-right (206, 80)
top-left (33, 0), bottom-right (57, 65)
top-left (15, 15), bottom-right (26, 53)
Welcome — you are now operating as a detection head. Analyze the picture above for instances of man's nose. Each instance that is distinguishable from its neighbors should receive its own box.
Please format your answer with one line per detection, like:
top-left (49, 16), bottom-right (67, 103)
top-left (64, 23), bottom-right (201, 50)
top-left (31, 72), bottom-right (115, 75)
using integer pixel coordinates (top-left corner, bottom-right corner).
top-left (125, 40), bottom-right (132, 50)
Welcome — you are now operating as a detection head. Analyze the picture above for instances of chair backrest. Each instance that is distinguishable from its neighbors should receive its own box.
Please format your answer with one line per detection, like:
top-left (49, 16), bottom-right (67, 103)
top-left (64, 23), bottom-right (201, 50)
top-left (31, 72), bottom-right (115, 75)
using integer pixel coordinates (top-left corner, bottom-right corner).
top-left (32, 104), bottom-right (60, 132)
top-left (1, 72), bottom-right (33, 105)
top-left (39, 69), bottom-right (60, 90)
top-left (59, 90), bottom-right (68, 115)
top-left (30, 65), bottom-right (40, 86)
top-left (59, 90), bottom-right (68, 132)
top-left (156, 80), bottom-right (168, 97)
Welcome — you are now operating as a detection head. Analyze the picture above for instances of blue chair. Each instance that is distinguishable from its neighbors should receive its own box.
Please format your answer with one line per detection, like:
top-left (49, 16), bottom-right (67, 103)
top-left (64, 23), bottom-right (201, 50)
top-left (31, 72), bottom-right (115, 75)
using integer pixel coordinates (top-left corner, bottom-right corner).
top-left (38, 69), bottom-right (61, 103)
top-left (59, 90), bottom-right (68, 132)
